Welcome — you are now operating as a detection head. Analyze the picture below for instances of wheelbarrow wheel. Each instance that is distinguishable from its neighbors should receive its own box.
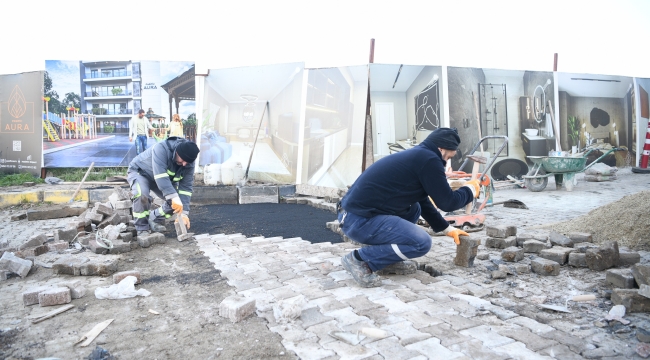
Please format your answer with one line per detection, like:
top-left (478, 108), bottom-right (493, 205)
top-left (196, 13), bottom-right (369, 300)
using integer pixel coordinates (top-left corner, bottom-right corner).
top-left (525, 168), bottom-right (548, 192)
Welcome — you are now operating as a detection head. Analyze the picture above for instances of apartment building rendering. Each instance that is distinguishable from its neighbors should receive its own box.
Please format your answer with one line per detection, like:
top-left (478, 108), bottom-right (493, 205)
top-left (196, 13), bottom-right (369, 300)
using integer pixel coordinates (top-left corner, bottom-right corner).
top-left (79, 60), bottom-right (171, 133)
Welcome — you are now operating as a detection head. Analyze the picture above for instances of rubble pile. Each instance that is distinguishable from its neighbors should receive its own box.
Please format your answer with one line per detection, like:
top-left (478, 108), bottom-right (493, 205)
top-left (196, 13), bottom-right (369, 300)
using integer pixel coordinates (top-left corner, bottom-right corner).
top-left (482, 224), bottom-right (650, 313)
top-left (0, 187), bottom-right (167, 281)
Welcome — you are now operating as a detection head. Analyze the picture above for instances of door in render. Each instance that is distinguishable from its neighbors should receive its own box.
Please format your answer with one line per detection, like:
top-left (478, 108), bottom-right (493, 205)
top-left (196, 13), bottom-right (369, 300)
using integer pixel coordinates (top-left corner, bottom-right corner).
top-left (375, 102), bottom-right (395, 156)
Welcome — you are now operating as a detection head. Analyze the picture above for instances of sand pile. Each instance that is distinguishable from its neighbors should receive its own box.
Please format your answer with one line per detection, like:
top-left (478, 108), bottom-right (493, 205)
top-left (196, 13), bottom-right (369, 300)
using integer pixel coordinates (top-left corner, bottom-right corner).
top-left (543, 190), bottom-right (650, 248)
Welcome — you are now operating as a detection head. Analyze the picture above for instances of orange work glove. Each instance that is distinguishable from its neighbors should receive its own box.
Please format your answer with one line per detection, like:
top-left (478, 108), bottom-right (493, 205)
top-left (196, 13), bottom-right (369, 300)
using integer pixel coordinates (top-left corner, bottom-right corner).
top-left (171, 197), bottom-right (183, 214)
top-left (463, 179), bottom-right (481, 198)
top-left (444, 225), bottom-right (469, 245)
top-left (174, 213), bottom-right (190, 229)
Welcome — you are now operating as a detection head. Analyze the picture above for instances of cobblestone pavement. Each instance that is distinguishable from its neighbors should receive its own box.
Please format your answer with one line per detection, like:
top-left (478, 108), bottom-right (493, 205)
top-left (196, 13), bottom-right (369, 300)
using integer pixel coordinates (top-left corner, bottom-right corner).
top-left (191, 168), bottom-right (650, 359)
top-left (2, 167), bottom-right (650, 359)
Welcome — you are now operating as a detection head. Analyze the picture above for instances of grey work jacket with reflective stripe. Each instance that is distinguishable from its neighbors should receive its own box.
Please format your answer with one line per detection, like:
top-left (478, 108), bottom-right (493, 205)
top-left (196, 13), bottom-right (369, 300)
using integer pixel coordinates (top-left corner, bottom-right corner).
top-left (127, 137), bottom-right (195, 213)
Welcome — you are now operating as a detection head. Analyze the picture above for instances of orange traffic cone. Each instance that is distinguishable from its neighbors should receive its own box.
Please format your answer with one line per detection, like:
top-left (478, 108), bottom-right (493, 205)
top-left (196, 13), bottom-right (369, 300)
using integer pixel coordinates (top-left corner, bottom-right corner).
top-left (632, 120), bottom-right (650, 174)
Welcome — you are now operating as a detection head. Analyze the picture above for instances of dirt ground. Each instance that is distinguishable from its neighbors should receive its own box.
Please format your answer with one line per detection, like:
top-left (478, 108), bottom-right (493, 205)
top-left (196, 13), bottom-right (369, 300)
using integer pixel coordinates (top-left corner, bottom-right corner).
top-left (0, 235), bottom-right (300, 360)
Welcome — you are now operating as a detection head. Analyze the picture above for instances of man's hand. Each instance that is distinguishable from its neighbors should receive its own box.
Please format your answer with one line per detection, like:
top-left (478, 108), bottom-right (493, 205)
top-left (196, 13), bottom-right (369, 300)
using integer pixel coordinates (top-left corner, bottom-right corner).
top-left (444, 225), bottom-right (469, 245)
top-left (463, 179), bottom-right (481, 198)
top-left (129, 137), bottom-right (133, 142)
top-left (174, 214), bottom-right (190, 229)
top-left (171, 197), bottom-right (183, 214)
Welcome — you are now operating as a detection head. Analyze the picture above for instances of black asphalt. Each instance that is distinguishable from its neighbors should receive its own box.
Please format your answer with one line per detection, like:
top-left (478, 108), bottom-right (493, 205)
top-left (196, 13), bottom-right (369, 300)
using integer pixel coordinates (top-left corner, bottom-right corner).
top-left (190, 203), bottom-right (343, 244)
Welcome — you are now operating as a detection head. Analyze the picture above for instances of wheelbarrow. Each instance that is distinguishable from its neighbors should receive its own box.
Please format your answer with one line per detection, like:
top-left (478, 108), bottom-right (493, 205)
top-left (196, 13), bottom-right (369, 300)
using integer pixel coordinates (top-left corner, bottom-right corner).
top-left (523, 147), bottom-right (621, 192)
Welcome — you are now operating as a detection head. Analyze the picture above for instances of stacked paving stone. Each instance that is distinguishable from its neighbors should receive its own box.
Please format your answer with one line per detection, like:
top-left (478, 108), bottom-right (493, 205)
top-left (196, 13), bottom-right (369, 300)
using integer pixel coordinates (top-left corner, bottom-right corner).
top-left (22, 280), bottom-right (87, 307)
top-left (195, 232), bottom-right (636, 359)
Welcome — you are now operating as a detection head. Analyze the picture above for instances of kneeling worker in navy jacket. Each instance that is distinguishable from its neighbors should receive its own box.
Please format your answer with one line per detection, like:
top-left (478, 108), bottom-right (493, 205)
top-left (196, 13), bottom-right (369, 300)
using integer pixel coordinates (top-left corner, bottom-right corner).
top-left (338, 128), bottom-right (480, 287)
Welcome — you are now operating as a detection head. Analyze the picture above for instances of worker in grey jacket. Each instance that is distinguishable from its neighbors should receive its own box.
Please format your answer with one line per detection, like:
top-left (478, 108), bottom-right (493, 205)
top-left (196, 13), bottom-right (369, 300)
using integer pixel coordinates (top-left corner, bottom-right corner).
top-left (127, 136), bottom-right (200, 235)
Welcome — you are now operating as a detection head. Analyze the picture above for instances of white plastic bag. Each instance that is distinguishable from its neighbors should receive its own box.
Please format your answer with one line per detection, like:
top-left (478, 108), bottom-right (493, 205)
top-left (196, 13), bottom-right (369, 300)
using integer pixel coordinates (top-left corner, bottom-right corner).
top-left (95, 276), bottom-right (151, 300)
top-left (273, 295), bottom-right (306, 324)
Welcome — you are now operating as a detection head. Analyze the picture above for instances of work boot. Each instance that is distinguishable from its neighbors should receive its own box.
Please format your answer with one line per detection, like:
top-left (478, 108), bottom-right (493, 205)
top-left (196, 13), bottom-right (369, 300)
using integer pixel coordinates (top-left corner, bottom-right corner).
top-left (148, 212), bottom-right (167, 233)
top-left (376, 260), bottom-right (418, 275)
top-left (137, 230), bottom-right (151, 237)
top-left (341, 252), bottom-right (382, 288)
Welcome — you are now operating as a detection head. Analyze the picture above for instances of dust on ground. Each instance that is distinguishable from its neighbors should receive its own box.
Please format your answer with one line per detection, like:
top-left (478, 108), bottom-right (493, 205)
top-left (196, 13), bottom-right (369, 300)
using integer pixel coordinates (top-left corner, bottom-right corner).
top-left (0, 234), bottom-right (296, 360)
top-left (538, 190), bottom-right (650, 249)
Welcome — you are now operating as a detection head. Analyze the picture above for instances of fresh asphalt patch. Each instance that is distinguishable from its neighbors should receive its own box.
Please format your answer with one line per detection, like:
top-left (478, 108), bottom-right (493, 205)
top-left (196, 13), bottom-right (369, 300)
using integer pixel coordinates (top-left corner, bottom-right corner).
top-left (189, 203), bottom-right (343, 244)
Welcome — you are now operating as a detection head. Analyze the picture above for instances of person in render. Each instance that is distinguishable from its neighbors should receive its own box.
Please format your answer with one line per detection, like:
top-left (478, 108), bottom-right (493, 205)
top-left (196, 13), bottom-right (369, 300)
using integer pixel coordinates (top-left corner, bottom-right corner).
top-left (129, 109), bottom-right (156, 155)
top-left (337, 127), bottom-right (480, 287)
top-left (169, 114), bottom-right (184, 138)
top-left (127, 136), bottom-right (200, 236)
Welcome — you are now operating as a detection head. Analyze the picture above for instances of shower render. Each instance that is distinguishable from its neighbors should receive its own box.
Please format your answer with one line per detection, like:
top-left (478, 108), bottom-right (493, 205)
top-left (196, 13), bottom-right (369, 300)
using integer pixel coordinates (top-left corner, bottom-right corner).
top-left (478, 83), bottom-right (508, 157)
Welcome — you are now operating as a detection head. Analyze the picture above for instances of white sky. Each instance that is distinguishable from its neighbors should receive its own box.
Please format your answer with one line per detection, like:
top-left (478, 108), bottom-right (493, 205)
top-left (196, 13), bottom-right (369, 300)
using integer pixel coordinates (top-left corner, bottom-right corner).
top-left (2, 0), bottom-right (649, 78)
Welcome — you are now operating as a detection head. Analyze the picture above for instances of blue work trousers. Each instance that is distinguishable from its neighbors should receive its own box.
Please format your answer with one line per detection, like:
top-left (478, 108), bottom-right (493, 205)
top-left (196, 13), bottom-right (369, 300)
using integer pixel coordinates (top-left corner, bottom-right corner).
top-left (135, 135), bottom-right (148, 155)
top-left (337, 204), bottom-right (432, 272)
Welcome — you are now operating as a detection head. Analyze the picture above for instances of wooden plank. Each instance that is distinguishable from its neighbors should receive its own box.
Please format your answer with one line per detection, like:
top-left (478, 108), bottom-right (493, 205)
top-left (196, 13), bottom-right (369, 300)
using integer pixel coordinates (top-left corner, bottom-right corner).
top-left (30, 304), bottom-right (75, 324)
top-left (76, 319), bottom-right (114, 347)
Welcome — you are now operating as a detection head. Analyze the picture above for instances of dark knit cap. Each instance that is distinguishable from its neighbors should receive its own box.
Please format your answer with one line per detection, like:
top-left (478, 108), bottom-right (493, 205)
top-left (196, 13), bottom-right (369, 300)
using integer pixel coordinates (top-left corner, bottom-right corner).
top-left (176, 141), bottom-right (200, 163)
top-left (425, 127), bottom-right (461, 150)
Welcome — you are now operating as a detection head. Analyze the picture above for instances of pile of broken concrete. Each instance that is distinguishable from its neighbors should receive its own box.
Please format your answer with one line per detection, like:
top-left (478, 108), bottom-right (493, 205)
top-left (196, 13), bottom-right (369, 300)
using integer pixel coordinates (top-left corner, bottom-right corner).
top-left (0, 187), bottom-right (167, 282)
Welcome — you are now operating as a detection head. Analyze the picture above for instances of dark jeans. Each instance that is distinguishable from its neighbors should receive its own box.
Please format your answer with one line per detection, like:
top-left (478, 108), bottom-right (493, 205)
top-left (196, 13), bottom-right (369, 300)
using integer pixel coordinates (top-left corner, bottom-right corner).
top-left (337, 203), bottom-right (432, 272)
top-left (135, 135), bottom-right (148, 155)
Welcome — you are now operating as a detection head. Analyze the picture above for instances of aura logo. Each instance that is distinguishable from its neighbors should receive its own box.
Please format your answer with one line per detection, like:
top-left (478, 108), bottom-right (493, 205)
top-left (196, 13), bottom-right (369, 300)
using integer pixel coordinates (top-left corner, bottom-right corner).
top-left (8, 85), bottom-right (27, 118)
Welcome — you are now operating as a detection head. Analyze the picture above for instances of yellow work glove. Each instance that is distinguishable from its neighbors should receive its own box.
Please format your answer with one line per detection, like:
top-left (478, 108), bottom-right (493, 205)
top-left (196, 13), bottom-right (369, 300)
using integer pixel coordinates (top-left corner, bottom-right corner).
top-left (463, 179), bottom-right (481, 198)
top-left (444, 225), bottom-right (469, 245)
top-left (171, 197), bottom-right (183, 214)
top-left (174, 213), bottom-right (190, 229)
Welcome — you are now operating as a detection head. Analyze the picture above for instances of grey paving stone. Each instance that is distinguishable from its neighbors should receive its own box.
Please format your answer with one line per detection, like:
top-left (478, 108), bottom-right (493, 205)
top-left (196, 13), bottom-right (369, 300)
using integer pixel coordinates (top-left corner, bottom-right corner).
top-left (382, 321), bottom-right (431, 346)
top-left (299, 307), bottom-right (334, 328)
top-left (420, 322), bottom-right (471, 347)
top-left (459, 325), bottom-right (515, 348)
top-left (435, 313), bottom-right (482, 331)
top-left (321, 340), bottom-right (378, 359)
top-left (539, 330), bottom-right (587, 353)
top-left (281, 339), bottom-right (335, 360)
top-left (447, 338), bottom-right (510, 360)
top-left (341, 295), bottom-right (382, 312)
top-left (538, 344), bottom-right (584, 360)
top-left (406, 337), bottom-right (467, 359)
top-left (496, 328), bottom-right (558, 351)
top-left (365, 337), bottom-right (424, 360)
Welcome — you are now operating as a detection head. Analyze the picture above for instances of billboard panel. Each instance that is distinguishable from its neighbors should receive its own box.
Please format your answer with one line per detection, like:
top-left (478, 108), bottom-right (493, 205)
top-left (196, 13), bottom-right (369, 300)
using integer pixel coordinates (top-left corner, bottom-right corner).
top-left (44, 60), bottom-right (195, 167)
top-left (0, 71), bottom-right (43, 176)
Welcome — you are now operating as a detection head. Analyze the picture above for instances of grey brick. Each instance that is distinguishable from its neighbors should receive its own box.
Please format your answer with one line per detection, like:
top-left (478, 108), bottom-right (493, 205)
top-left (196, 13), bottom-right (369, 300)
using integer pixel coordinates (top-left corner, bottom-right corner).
top-left (79, 259), bottom-right (118, 276)
top-left (219, 295), bottom-right (256, 322)
top-left (585, 241), bottom-right (619, 271)
top-left (19, 233), bottom-right (47, 250)
top-left (54, 228), bottom-right (77, 242)
top-left (568, 232), bottom-right (592, 243)
top-left (633, 264), bottom-right (650, 286)
top-left (539, 247), bottom-right (574, 265)
top-left (612, 289), bottom-right (650, 313)
top-left (454, 236), bottom-right (480, 267)
top-left (531, 257), bottom-right (560, 276)
top-left (606, 269), bottom-right (636, 289)
top-left (618, 250), bottom-right (641, 267)
top-left (523, 240), bottom-right (549, 253)
top-left (0, 252), bottom-right (32, 277)
top-left (38, 287), bottom-right (72, 306)
top-left (485, 236), bottom-right (517, 249)
top-left (501, 246), bottom-right (524, 262)
top-left (549, 231), bottom-right (573, 247)
top-left (23, 286), bottom-right (50, 306)
top-left (568, 252), bottom-right (587, 267)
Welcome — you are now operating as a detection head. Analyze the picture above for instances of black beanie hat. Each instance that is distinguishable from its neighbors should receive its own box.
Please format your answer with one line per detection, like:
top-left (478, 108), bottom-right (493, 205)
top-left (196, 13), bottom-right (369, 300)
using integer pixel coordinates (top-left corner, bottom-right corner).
top-left (176, 141), bottom-right (200, 163)
top-left (425, 127), bottom-right (461, 150)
